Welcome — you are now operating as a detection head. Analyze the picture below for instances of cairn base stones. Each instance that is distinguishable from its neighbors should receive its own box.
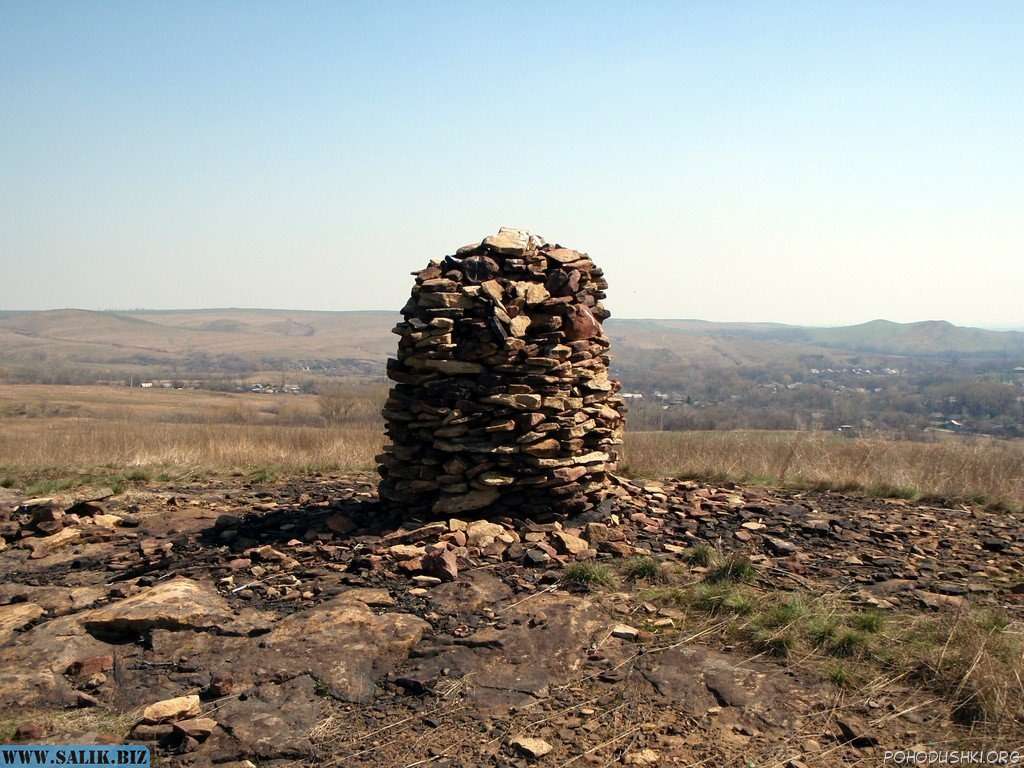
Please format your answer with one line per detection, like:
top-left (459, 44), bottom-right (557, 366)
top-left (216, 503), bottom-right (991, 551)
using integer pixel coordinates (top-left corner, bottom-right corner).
top-left (377, 228), bottom-right (626, 518)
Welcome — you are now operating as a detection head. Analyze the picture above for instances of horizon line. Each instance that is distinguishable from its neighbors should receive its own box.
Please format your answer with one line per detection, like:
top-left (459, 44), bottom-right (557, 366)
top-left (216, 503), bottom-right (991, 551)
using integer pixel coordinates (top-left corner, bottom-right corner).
top-left (1, 306), bottom-right (1022, 332)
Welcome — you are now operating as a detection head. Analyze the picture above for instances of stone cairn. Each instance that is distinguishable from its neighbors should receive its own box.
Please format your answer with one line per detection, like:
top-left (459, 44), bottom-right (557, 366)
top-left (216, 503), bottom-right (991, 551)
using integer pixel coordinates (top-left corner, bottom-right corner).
top-left (377, 227), bottom-right (626, 518)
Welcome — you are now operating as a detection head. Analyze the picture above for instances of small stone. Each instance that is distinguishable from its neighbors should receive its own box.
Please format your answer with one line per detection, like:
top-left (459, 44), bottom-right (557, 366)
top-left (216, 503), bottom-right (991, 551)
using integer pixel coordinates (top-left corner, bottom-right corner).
top-left (130, 723), bottom-right (175, 741)
top-left (141, 694), bottom-right (202, 724)
top-left (510, 736), bottom-right (553, 758)
top-left (66, 654), bottom-right (114, 678)
top-left (13, 723), bottom-right (46, 741)
top-left (835, 715), bottom-right (878, 748)
top-left (208, 671), bottom-right (237, 698)
top-left (509, 314), bottom-right (532, 337)
top-left (422, 548), bottom-right (458, 582)
top-left (75, 691), bottom-right (101, 708)
top-left (389, 544), bottom-right (427, 560)
top-left (611, 624), bottom-right (641, 642)
top-left (172, 717), bottom-right (218, 741)
top-left (525, 549), bottom-right (551, 565)
top-left (90, 513), bottom-right (122, 529)
top-left (764, 536), bottom-right (798, 556)
top-left (552, 531), bottom-right (589, 556)
top-left (483, 227), bottom-right (531, 255)
top-left (466, 520), bottom-right (506, 548)
top-left (412, 575), bottom-right (442, 586)
top-left (325, 513), bottom-right (355, 535)
top-left (625, 749), bottom-right (661, 766)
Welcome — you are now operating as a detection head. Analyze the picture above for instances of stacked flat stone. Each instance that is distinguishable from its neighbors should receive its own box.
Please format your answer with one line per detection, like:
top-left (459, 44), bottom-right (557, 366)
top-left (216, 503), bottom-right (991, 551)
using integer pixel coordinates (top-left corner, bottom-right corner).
top-left (377, 227), bottom-right (625, 518)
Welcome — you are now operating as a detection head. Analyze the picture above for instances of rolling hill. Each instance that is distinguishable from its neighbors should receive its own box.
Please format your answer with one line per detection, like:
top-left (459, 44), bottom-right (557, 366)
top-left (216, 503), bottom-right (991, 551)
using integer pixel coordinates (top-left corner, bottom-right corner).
top-left (1, 308), bottom-right (1022, 386)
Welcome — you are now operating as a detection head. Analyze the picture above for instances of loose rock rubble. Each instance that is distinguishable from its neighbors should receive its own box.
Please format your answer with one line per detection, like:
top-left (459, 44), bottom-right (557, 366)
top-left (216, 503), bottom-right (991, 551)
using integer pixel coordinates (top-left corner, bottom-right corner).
top-left (0, 474), bottom-right (1021, 765)
top-left (378, 228), bottom-right (626, 518)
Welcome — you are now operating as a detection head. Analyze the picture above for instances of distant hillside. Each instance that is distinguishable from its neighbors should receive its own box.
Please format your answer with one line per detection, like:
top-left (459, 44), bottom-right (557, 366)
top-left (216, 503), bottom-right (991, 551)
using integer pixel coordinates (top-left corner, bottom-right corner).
top-left (0, 308), bottom-right (396, 381)
top-left (1, 309), bottom-right (1022, 386)
top-left (610, 318), bottom-right (1024, 357)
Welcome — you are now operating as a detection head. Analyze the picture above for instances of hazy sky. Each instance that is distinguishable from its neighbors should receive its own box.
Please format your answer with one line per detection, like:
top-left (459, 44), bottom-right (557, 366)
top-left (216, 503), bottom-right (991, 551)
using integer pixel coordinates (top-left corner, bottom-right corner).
top-left (2, 2), bottom-right (1021, 326)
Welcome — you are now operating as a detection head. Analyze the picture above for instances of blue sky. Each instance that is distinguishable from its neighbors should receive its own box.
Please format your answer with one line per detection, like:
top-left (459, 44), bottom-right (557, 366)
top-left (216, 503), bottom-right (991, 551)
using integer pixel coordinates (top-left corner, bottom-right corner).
top-left (2, 2), bottom-right (1021, 325)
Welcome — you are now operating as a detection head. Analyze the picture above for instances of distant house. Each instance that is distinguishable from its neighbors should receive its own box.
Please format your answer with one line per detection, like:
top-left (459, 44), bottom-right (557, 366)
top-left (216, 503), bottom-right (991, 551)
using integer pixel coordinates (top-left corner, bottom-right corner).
top-left (945, 419), bottom-right (964, 431)
top-left (140, 382), bottom-right (154, 389)
top-left (836, 425), bottom-right (858, 437)
top-left (621, 392), bottom-right (644, 400)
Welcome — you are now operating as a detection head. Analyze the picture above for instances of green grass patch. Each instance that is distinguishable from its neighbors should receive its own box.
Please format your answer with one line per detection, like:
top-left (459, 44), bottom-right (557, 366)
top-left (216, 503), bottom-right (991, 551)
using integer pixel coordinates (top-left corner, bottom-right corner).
top-left (16, 468), bottom-right (155, 498)
top-left (621, 556), bottom-right (669, 583)
top-left (828, 663), bottom-right (853, 688)
top-left (638, 586), bottom-right (689, 608)
top-left (750, 627), bottom-right (796, 657)
top-left (827, 627), bottom-right (871, 658)
top-left (689, 583), bottom-right (755, 616)
top-left (864, 482), bottom-right (919, 500)
top-left (563, 562), bottom-right (617, 590)
top-left (848, 609), bottom-right (884, 633)
top-left (247, 466), bottom-right (279, 483)
top-left (684, 544), bottom-right (715, 567)
top-left (756, 597), bottom-right (809, 629)
top-left (705, 554), bottom-right (756, 584)
top-left (649, 581), bottom-right (1024, 726)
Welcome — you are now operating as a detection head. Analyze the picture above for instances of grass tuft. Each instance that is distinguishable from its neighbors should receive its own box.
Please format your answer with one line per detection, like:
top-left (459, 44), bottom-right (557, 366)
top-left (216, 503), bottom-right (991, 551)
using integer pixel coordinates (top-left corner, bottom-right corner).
top-left (849, 609), bottom-right (884, 634)
top-left (690, 583), bottom-right (755, 616)
top-left (622, 556), bottom-right (669, 583)
top-left (684, 544), bottom-right (715, 567)
top-left (705, 554), bottom-right (756, 584)
top-left (828, 664), bottom-right (852, 688)
top-left (896, 609), bottom-right (1023, 725)
top-left (751, 627), bottom-right (795, 658)
top-left (827, 627), bottom-right (871, 658)
top-left (563, 562), bottom-right (617, 590)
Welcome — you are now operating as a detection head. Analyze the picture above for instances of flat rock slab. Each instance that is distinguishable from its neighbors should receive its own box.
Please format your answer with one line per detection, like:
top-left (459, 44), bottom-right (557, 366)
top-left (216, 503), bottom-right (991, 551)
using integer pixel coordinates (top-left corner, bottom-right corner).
top-left (258, 593), bottom-right (429, 703)
top-left (640, 646), bottom-right (809, 730)
top-left (427, 571), bottom-right (512, 616)
top-left (206, 676), bottom-right (323, 761)
top-left (81, 578), bottom-right (269, 639)
top-left (116, 590), bottom-right (429, 707)
top-left (0, 583), bottom-right (107, 618)
top-left (0, 614), bottom-right (114, 707)
top-left (0, 603), bottom-right (44, 645)
top-left (395, 592), bottom-right (612, 712)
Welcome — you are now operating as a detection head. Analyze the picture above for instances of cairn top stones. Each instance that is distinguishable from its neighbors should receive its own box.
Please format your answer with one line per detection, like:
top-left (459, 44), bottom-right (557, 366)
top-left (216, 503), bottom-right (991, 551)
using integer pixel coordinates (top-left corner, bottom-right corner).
top-left (377, 228), bottom-right (625, 518)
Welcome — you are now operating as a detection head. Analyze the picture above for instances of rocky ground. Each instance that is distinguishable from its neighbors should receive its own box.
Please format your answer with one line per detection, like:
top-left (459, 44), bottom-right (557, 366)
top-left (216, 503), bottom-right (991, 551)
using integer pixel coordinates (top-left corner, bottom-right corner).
top-left (1, 473), bottom-right (1022, 766)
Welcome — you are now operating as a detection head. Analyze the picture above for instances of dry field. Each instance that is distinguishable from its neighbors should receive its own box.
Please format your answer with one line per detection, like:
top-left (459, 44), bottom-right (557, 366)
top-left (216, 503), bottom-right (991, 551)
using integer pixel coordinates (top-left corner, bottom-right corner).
top-left (621, 429), bottom-right (1024, 509)
top-left (1, 384), bottom-right (1022, 509)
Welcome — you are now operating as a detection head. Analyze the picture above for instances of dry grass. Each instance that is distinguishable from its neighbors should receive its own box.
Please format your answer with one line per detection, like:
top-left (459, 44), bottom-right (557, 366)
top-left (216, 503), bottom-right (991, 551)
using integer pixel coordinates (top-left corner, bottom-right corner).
top-left (0, 384), bottom-right (383, 487)
top-left (0, 418), bottom-right (382, 474)
top-left (622, 429), bottom-right (1024, 510)
top-left (0, 706), bottom-right (137, 742)
top-left (640, 575), bottom-right (1024, 727)
top-left (1, 385), bottom-right (1022, 511)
